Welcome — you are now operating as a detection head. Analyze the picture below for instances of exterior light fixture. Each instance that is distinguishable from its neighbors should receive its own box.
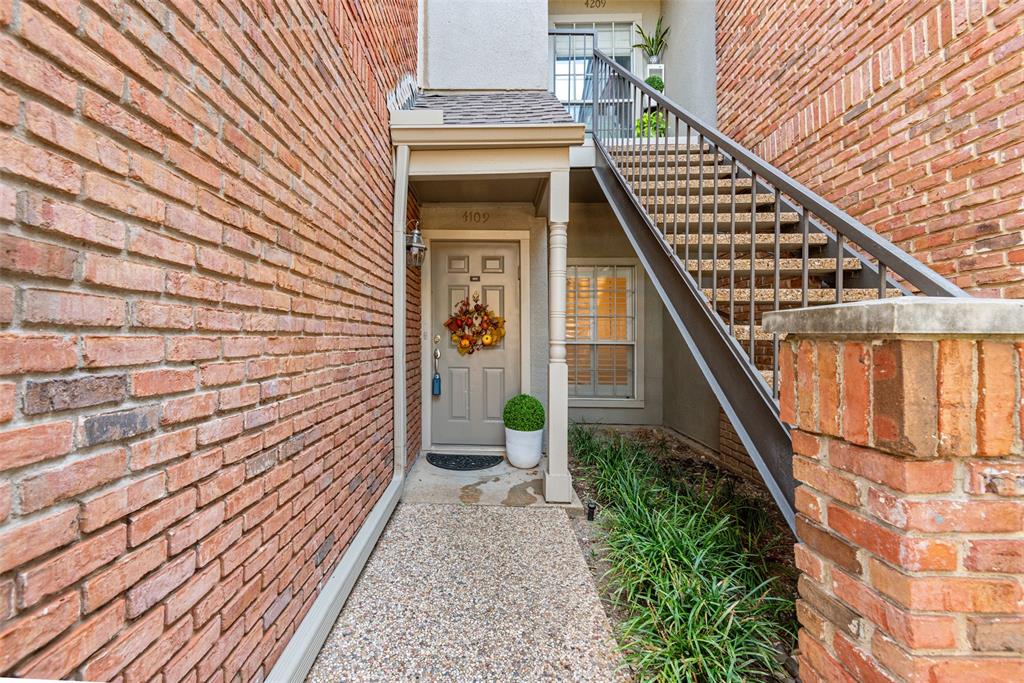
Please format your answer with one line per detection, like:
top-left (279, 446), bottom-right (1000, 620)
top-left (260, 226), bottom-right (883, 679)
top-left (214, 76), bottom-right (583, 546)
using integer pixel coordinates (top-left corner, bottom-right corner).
top-left (406, 219), bottom-right (426, 268)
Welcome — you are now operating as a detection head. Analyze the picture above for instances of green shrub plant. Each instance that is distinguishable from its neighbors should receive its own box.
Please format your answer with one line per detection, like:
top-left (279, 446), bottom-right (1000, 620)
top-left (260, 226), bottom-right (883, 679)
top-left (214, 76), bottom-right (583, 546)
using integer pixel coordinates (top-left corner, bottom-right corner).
top-left (503, 394), bottom-right (545, 432)
top-left (570, 424), bottom-right (796, 682)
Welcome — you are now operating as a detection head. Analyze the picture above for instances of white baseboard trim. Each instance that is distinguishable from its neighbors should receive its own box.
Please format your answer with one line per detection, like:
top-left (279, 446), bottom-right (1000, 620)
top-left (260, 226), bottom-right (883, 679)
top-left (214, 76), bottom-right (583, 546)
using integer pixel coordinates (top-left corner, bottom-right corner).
top-left (266, 476), bottom-right (402, 683)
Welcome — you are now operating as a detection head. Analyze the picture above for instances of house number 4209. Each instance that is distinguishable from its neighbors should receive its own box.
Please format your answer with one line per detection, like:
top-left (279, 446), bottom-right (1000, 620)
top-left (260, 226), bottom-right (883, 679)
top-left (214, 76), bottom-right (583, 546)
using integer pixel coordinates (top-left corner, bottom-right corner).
top-left (462, 211), bottom-right (490, 224)
top-left (584, 0), bottom-right (607, 7)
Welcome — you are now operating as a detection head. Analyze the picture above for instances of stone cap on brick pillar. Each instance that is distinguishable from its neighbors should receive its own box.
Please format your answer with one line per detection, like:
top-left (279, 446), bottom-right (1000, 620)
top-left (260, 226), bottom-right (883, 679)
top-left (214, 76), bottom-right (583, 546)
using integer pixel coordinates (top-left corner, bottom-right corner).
top-left (763, 297), bottom-right (1024, 337)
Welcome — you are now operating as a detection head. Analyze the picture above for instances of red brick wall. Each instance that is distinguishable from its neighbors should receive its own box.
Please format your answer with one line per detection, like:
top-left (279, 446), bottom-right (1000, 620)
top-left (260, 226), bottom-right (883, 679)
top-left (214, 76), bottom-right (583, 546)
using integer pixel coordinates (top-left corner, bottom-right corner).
top-left (0, 0), bottom-right (416, 679)
top-left (716, 0), bottom-right (1024, 297)
top-left (715, 409), bottom-right (760, 483)
top-left (780, 330), bottom-right (1024, 681)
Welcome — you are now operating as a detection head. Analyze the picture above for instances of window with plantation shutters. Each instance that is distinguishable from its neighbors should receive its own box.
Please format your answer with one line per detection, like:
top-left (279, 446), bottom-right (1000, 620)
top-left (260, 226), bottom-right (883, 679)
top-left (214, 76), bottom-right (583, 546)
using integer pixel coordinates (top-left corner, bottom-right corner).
top-left (565, 264), bottom-right (637, 399)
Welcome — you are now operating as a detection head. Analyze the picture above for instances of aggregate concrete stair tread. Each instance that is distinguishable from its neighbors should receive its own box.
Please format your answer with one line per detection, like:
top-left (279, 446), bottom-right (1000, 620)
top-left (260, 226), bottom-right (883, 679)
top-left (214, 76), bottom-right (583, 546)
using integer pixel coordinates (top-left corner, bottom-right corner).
top-left (624, 164), bottom-right (737, 178)
top-left (607, 143), bottom-right (717, 155)
top-left (667, 233), bottom-right (829, 251)
top-left (683, 257), bottom-right (863, 275)
top-left (656, 211), bottom-right (801, 230)
top-left (616, 154), bottom-right (728, 167)
top-left (702, 287), bottom-right (903, 303)
top-left (646, 193), bottom-right (778, 210)
top-left (611, 148), bottom-right (722, 160)
top-left (635, 178), bottom-right (753, 194)
top-left (728, 325), bottom-right (774, 341)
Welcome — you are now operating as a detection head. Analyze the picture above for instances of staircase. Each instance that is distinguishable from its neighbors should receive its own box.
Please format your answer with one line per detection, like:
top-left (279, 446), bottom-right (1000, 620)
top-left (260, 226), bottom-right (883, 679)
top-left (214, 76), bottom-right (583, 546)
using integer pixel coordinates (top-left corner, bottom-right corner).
top-left (583, 50), bottom-right (968, 531)
top-left (618, 145), bottom-right (905, 392)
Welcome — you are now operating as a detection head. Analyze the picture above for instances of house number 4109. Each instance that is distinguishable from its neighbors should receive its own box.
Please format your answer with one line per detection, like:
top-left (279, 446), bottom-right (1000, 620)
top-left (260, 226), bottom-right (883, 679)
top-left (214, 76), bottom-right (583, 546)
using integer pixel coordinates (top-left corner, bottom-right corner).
top-left (462, 211), bottom-right (490, 224)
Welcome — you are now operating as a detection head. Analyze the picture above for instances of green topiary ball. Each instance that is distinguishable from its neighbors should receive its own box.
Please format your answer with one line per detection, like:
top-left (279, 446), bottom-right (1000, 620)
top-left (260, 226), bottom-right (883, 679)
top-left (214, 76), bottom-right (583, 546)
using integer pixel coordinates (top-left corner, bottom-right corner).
top-left (503, 394), bottom-right (545, 432)
top-left (644, 74), bottom-right (665, 93)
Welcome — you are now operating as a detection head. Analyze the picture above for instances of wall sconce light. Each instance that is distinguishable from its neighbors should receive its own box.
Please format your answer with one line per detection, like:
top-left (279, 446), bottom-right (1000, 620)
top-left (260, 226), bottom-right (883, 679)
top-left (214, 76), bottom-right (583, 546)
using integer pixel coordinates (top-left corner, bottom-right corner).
top-left (406, 219), bottom-right (426, 268)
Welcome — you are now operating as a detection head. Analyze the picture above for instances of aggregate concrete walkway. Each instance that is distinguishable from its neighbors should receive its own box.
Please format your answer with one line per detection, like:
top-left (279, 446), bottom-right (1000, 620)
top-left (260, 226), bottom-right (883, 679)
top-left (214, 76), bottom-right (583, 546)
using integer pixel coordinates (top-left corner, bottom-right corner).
top-left (306, 503), bottom-right (625, 683)
top-left (403, 455), bottom-right (585, 515)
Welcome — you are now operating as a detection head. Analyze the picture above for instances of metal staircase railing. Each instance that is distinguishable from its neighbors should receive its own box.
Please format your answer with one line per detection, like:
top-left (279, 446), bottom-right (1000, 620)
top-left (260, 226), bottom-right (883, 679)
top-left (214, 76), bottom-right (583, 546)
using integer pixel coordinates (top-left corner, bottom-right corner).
top-left (590, 49), bottom-right (968, 395)
top-left (556, 46), bottom-right (969, 530)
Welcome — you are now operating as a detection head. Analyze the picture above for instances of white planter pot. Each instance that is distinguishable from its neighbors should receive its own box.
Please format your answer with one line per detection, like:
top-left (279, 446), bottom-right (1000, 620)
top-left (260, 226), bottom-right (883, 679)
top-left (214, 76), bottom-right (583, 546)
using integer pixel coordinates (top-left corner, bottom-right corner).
top-left (505, 427), bottom-right (543, 469)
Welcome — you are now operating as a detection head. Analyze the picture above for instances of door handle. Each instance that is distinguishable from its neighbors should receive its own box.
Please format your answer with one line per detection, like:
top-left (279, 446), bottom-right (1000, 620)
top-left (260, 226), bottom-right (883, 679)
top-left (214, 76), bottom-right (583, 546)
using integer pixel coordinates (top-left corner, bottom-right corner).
top-left (432, 343), bottom-right (441, 396)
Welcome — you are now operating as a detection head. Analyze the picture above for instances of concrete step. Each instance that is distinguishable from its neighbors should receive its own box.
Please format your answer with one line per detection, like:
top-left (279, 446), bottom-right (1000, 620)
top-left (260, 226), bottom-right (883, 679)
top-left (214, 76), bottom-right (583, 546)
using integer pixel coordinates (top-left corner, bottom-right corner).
top-left (623, 164), bottom-right (737, 179)
top-left (702, 287), bottom-right (902, 304)
top-left (728, 324), bottom-right (774, 341)
top-left (667, 232), bottom-right (829, 251)
top-left (635, 178), bottom-right (754, 195)
top-left (656, 211), bottom-right (801, 230)
top-left (646, 192), bottom-right (779, 210)
top-left (684, 257), bottom-right (863, 275)
top-left (615, 152), bottom-right (728, 166)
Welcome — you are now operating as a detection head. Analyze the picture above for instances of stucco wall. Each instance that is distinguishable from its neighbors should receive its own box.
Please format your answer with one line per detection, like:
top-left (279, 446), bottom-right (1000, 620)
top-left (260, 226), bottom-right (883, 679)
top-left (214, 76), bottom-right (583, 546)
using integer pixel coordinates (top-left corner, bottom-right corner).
top-left (422, 0), bottom-right (549, 90)
top-left (661, 314), bottom-right (720, 450)
top-left (566, 203), bottom-right (664, 426)
top-left (416, 191), bottom-right (729, 454)
top-left (416, 200), bottom-right (668, 435)
top-left (662, 0), bottom-right (717, 123)
top-left (416, 203), bottom-right (551, 447)
top-left (549, 0), bottom-right (662, 29)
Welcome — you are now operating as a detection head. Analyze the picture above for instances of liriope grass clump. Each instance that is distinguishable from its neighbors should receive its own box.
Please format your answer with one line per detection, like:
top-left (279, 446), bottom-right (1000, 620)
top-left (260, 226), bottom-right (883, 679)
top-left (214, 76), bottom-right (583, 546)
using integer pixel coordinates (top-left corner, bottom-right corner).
top-left (570, 424), bottom-right (795, 682)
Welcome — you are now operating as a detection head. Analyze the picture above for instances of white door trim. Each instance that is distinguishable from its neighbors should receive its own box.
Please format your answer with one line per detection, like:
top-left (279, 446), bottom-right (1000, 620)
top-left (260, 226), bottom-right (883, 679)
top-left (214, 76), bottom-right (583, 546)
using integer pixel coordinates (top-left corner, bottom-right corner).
top-left (420, 229), bottom-right (531, 453)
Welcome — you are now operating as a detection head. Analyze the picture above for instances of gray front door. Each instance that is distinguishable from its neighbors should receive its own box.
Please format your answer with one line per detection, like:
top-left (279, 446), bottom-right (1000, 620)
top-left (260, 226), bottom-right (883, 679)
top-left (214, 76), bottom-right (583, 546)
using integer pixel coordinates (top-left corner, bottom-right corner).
top-left (431, 241), bottom-right (521, 446)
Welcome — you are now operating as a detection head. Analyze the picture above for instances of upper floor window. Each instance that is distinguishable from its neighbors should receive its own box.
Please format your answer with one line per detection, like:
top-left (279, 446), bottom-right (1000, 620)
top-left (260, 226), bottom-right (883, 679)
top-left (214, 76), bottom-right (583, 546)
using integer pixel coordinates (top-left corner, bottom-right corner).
top-left (551, 21), bottom-right (636, 127)
top-left (555, 21), bottom-right (635, 70)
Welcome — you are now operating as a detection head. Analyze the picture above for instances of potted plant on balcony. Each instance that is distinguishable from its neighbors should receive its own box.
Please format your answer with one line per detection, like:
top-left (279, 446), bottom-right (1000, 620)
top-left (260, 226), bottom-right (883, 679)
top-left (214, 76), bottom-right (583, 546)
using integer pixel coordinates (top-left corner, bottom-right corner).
top-left (644, 74), bottom-right (665, 93)
top-left (634, 17), bottom-right (670, 64)
top-left (503, 394), bottom-right (545, 468)
top-left (636, 111), bottom-right (667, 137)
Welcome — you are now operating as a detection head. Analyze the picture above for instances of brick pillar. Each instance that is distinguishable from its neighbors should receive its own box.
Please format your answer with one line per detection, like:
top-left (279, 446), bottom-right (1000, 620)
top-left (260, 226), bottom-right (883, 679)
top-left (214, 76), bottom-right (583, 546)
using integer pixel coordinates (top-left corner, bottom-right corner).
top-left (765, 299), bottom-right (1024, 682)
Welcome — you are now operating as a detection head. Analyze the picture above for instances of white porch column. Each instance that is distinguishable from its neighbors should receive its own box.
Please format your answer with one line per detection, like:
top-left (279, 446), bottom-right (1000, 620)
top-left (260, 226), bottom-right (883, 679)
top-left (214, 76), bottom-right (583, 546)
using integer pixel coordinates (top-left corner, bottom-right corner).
top-left (545, 169), bottom-right (572, 503)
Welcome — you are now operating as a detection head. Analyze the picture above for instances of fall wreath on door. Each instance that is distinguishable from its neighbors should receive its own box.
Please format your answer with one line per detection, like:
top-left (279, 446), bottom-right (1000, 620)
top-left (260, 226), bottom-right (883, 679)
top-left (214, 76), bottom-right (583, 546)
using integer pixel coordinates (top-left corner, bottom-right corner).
top-left (444, 293), bottom-right (506, 355)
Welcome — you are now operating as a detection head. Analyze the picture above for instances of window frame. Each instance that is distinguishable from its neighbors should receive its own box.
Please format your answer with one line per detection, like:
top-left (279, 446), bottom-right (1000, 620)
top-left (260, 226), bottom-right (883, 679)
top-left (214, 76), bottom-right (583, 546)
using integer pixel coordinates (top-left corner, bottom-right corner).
top-left (565, 257), bottom-right (646, 409)
top-left (550, 13), bottom-right (643, 72)
top-left (550, 14), bottom-right (643, 127)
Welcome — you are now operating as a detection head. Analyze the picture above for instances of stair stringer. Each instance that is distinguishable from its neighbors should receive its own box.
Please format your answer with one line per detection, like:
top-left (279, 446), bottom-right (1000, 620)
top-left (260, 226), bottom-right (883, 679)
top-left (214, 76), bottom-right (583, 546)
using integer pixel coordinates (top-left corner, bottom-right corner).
top-left (592, 153), bottom-right (796, 533)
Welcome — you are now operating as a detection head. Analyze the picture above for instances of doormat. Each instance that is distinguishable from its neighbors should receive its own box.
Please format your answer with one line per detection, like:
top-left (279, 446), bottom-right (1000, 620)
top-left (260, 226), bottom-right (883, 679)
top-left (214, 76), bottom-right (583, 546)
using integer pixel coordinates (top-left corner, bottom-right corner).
top-left (426, 453), bottom-right (504, 471)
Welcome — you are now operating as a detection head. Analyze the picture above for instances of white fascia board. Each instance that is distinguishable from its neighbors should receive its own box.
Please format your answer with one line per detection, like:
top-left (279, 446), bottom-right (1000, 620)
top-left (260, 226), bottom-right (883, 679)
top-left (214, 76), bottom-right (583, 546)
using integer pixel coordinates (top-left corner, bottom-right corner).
top-left (390, 123), bottom-right (586, 149)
